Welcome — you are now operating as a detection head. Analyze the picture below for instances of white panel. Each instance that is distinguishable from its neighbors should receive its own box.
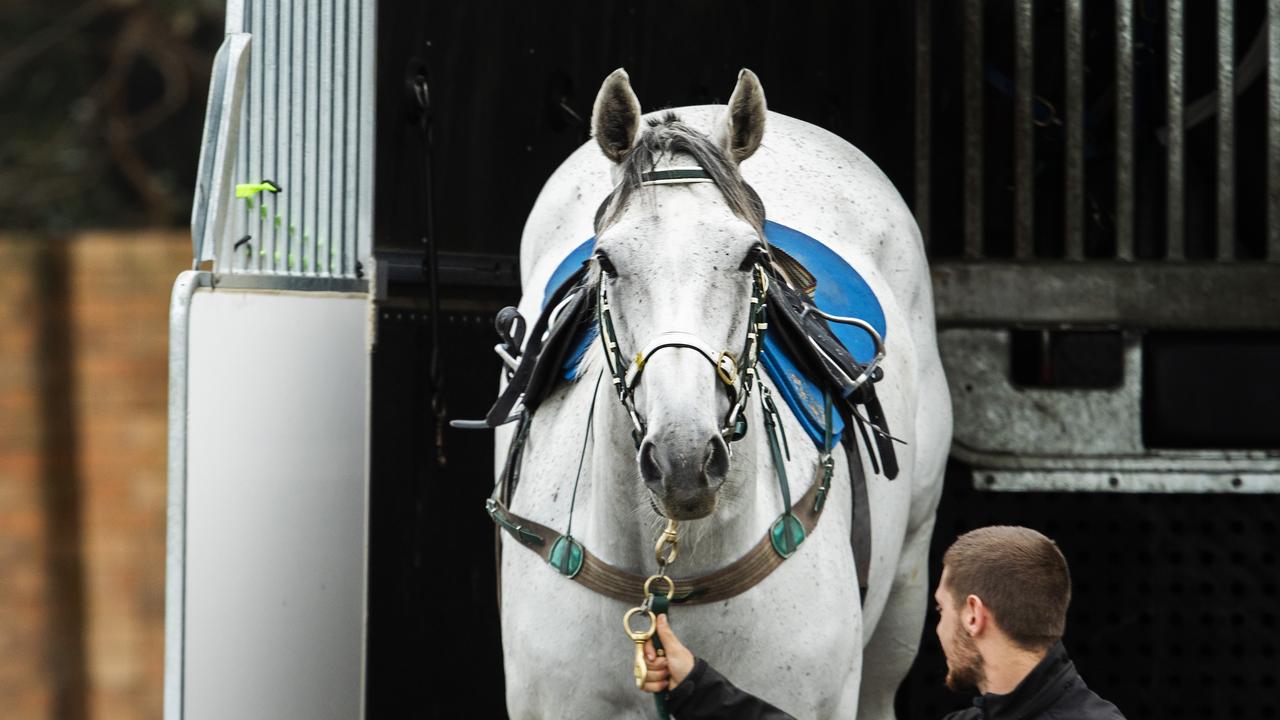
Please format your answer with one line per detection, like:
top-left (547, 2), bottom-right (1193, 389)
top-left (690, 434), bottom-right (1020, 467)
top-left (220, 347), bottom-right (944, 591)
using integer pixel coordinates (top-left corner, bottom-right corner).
top-left (183, 289), bottom-right (369, 720)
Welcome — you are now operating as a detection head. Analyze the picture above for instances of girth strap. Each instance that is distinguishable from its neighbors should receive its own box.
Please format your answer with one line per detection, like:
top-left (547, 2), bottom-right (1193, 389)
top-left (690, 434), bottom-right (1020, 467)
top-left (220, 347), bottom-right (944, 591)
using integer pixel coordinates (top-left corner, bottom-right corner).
top-left (487, 463), bottom-right (832, 605)
top-left (844, 426), bottom-right (871, 599)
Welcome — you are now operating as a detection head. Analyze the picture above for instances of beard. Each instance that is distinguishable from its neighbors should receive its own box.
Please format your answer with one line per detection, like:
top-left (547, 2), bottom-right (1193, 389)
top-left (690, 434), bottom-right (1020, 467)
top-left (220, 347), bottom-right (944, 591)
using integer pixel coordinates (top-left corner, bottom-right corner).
top-left (943, 623), bottom-right (986, 693)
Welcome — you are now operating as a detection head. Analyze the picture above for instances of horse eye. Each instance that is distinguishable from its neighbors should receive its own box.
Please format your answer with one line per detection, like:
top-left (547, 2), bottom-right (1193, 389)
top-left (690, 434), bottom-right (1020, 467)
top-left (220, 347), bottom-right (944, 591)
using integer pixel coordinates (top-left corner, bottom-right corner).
top-left (738, 245), bottom-right (766, 271)
top-left (594, 252), bottom-right (617, 275)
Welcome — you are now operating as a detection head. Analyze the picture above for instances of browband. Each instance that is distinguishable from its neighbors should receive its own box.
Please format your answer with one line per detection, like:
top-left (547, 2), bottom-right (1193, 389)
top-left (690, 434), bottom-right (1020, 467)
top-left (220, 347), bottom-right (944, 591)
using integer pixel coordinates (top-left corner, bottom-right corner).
top-left (639, 167), bottom-right (715, 186)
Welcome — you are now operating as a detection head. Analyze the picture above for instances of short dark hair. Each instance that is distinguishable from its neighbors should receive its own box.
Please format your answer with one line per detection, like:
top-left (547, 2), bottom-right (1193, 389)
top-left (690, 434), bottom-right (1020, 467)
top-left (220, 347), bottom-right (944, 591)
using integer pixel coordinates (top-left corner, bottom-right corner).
top-left (942, 526), bottom-right (1072, 651)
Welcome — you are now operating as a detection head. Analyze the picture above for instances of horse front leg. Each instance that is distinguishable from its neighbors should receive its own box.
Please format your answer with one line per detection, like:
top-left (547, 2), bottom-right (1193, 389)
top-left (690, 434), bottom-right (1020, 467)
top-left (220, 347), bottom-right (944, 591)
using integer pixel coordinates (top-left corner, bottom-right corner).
top-left (855, 507), bottom-right (936, 720)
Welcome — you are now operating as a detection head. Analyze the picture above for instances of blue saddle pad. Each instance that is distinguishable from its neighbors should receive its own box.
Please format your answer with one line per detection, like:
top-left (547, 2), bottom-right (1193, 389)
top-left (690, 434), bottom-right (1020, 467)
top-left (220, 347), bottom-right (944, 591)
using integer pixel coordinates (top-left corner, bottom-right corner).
top-left (542, 220), bottom-right (887, 450)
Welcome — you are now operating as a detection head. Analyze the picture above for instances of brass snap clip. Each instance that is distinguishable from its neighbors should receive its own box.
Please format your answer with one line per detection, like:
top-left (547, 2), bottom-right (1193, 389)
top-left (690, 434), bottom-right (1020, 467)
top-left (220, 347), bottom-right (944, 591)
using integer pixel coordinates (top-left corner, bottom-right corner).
top-left (654, 519), bottom-right (679, 567)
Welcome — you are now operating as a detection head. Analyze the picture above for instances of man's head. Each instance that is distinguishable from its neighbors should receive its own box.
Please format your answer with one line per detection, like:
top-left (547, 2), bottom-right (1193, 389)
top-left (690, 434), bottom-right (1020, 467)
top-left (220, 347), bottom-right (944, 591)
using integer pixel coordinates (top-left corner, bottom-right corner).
top-left (934, 526), bottom-right (1072, 692)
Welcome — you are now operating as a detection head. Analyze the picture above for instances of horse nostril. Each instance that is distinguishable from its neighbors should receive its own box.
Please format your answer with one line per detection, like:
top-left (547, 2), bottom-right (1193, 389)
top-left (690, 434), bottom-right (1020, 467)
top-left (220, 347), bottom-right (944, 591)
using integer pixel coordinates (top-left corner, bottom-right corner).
top-left (704, 434), bottom-right (730, 483)
top-left (638, 439), bottom-right (663, 486)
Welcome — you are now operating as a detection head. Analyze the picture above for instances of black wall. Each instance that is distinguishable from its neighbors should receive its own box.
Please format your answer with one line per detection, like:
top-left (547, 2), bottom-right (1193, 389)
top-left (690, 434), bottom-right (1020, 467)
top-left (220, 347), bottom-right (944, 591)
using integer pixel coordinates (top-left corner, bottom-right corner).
top-left (366, 2), bottom-right (1279, 718)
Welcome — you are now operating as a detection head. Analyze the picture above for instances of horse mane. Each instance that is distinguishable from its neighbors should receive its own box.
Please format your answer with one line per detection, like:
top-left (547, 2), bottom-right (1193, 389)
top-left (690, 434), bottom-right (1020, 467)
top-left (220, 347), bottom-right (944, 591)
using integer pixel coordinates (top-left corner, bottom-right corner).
top-left (594, 111), bottom-right (766, 234)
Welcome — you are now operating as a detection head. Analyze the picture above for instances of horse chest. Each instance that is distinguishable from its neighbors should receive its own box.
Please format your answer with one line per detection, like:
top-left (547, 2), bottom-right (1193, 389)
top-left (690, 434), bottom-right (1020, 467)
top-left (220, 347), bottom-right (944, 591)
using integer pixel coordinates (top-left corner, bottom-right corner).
top-left (499, 504), bottom-right (861, 719)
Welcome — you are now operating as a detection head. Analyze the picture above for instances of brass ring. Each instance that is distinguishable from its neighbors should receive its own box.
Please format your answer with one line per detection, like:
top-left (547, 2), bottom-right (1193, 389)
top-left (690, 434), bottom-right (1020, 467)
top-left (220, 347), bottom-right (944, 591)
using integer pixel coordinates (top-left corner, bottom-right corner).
top-left (643, 574), bottom-right (676, 600)
top-left (623, 607), bottom-right (657, 640)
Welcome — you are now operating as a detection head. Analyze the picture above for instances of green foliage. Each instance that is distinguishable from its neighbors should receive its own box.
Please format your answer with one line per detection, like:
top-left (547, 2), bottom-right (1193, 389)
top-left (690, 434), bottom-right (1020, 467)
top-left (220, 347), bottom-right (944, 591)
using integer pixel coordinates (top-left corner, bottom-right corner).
top-left (0, 0), bottom-right (224, 229)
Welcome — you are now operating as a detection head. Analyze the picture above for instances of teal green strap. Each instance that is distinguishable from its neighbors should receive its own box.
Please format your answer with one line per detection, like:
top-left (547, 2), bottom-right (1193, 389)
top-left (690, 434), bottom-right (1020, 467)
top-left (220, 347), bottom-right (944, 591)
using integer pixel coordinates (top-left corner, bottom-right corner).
top-left (485, 498), bottom-right (545, 546)
top-left (762, 387), bottom-right (805, 557)
top-left (650, 593), bottom-right (671, 719)
top-left (760, 387), bottom-right (790, 461)
top-left (548, 372), bottom-right (601, 579)
top-left (760, 389), bottom-right (792, 509)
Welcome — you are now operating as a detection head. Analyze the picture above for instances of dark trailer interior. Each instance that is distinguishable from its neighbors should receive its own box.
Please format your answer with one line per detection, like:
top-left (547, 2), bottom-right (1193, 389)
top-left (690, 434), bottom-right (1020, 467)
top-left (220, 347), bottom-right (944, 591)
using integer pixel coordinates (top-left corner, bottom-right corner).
top-left (366, 2), bottom-right (1280, 718)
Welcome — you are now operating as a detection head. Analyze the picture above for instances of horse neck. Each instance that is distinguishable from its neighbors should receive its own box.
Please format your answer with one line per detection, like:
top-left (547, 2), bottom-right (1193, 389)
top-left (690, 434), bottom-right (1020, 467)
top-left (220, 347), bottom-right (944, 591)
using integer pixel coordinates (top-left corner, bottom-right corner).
top-left (581, 376), bottom-right (780, 577)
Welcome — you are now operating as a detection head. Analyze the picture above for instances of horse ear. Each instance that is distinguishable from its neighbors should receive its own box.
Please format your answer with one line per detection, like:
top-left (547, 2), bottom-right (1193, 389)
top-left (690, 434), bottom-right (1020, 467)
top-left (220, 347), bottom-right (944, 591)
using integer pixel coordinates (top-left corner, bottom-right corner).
top-left (592, 68), bottom-right (642, 164)
top-left (714, 69), bottom-right (767, 164)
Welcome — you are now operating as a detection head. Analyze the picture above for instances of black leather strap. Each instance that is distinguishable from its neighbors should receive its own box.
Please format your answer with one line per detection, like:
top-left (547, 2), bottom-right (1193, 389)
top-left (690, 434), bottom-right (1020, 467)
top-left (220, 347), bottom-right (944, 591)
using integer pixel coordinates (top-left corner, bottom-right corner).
top-left (485, 264), bottom-right (592, 426)
top-left (844, 426), bottom-right (871, 601)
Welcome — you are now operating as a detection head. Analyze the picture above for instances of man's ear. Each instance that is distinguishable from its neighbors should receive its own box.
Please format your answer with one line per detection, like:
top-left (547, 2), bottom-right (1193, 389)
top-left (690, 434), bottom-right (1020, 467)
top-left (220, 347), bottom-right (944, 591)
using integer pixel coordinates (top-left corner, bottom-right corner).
top-left (712, 69), bottom-right (767, 164)
top-left (964, 594), bottom-right (990, 637)
top-left (592, 69), bottom-right (642, 164)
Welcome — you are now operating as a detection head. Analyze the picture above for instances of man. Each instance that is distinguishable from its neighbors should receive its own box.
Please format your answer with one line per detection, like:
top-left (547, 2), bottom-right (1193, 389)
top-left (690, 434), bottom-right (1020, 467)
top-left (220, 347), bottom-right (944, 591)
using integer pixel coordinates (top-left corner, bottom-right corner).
top-left (641, 525), bottom-right (1126, 719)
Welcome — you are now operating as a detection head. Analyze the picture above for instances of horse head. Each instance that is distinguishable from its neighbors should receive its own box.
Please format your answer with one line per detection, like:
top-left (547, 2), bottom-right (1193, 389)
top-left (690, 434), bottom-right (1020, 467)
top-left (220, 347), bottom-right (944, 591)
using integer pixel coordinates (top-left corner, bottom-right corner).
top-left (589, 68), bottom-right (768, 520)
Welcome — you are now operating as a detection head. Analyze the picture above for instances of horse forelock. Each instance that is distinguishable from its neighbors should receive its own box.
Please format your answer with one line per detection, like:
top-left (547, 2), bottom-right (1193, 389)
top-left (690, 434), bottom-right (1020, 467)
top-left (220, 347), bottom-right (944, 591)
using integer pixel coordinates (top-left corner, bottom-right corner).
top-left (593, 112), bottom-right (765, 235)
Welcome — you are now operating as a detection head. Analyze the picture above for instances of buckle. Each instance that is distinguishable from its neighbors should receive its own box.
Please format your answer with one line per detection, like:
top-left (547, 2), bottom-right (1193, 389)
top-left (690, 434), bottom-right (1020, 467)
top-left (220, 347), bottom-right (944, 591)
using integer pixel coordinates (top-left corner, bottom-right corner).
top-left (717, 351), bottom-right (738, 386)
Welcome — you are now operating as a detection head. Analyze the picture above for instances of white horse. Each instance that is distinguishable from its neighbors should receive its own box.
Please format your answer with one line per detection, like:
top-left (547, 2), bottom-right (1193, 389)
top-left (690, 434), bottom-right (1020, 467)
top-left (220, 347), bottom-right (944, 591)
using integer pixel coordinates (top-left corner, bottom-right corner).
top-left (495, 69), bottom-right (951, 719)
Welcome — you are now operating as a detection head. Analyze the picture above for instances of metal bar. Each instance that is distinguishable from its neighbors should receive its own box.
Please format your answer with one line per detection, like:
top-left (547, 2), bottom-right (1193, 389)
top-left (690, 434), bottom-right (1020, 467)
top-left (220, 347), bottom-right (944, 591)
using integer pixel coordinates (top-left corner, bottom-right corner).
top-left (1271, 0), bottom-right (1280, 261)
top-left (232, 0), bottom-right (250, 273)
top-left (914, 0), bottom-right (931, 246)
top-left (224, 0), bottom-right (245, 33)
top-left (164, 270), bottom-right (213, 720)
top-left (209, 273), bottom-right (368, 293)
top-left (1116, 0), bottom-right (1135, 260)
top-left (1167, 0), bottom-right (1185, 260)
top-left (964, 0), bottom-right (983, 258)
top-left (318, 0), bottom-right (334, 277)
top-left (1065, 0), bottom-right (1084, 259)
top-left (342, 0), bottom-right (357, 277)
top-left (333, 1), bottom-right (348, 277)
top-left (931, 261), bottom-right (1280, 328)
top-left (356, 0), bottom-right (376, 277)
top-left (250, 0), bottom-right (265, 272)
top-left (305, 0), bottom-right (319, 274)
top-left (264, 0), bottom-right (279, 273)
top-left (190, 35), bottom-right (250, 271)
top-left (1014, 0), bottom-right (1034, 258)
top-left (1218, 0), bottom-right (1235, 260)
top-left (288, 0), bottom-right (304, 274)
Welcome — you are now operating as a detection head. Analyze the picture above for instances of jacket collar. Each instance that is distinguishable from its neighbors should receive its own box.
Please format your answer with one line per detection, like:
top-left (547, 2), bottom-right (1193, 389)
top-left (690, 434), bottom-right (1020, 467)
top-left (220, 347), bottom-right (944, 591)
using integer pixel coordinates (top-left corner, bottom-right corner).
top-left (972, 641), bottom-right (1077, 719)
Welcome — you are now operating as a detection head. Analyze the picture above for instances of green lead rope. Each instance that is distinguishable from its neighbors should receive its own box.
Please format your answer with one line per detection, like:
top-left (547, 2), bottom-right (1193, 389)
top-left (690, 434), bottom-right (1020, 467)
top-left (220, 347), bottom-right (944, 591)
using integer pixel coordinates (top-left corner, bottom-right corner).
top-left (650, 591), bottom-right (671, 719)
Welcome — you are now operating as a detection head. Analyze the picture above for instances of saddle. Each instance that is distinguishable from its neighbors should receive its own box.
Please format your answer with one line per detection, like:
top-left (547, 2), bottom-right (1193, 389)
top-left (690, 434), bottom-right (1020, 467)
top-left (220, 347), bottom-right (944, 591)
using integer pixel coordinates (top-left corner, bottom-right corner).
top-left (502, 221), bottom-right (898, 478)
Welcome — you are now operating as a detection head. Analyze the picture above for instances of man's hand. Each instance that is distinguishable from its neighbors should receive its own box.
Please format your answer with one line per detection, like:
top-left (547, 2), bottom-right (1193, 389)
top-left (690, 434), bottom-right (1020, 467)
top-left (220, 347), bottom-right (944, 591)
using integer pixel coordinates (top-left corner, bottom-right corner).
top-left (641, 614), bottom-right (695, 693)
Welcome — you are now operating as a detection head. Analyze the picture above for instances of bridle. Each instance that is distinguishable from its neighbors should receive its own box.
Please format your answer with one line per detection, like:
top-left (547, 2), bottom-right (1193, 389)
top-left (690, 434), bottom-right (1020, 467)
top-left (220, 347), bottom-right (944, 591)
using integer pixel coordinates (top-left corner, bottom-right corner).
top-left (593, 166), bottom-right (770, 449)
top-left (596, 261), bottom-right (769, 449)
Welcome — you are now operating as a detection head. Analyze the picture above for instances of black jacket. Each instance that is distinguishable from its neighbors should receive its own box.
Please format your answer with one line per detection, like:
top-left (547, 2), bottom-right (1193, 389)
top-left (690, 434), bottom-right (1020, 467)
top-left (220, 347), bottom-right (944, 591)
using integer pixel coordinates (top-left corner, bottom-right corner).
top-left (942, 642), bottom-right (1126, 720)
top-left (665, 658), bottom-right (796, 720)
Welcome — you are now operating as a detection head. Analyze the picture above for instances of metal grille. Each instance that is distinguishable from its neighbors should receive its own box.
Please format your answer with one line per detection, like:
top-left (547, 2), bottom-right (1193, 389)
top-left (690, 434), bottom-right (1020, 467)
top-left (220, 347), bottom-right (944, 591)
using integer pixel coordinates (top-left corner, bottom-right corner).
top-left (219, 0), bottom-right (375, 278)
top-left (919, 0), bottom-right (1280, 492)
top-left (917, 0), bottom-right (1280, 264)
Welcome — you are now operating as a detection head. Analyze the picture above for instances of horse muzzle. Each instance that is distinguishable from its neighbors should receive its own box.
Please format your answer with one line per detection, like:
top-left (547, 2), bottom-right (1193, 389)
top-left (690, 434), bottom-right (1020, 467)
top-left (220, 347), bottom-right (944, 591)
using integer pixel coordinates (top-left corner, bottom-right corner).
top-left (637, 430), bottom-right (730, 519)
